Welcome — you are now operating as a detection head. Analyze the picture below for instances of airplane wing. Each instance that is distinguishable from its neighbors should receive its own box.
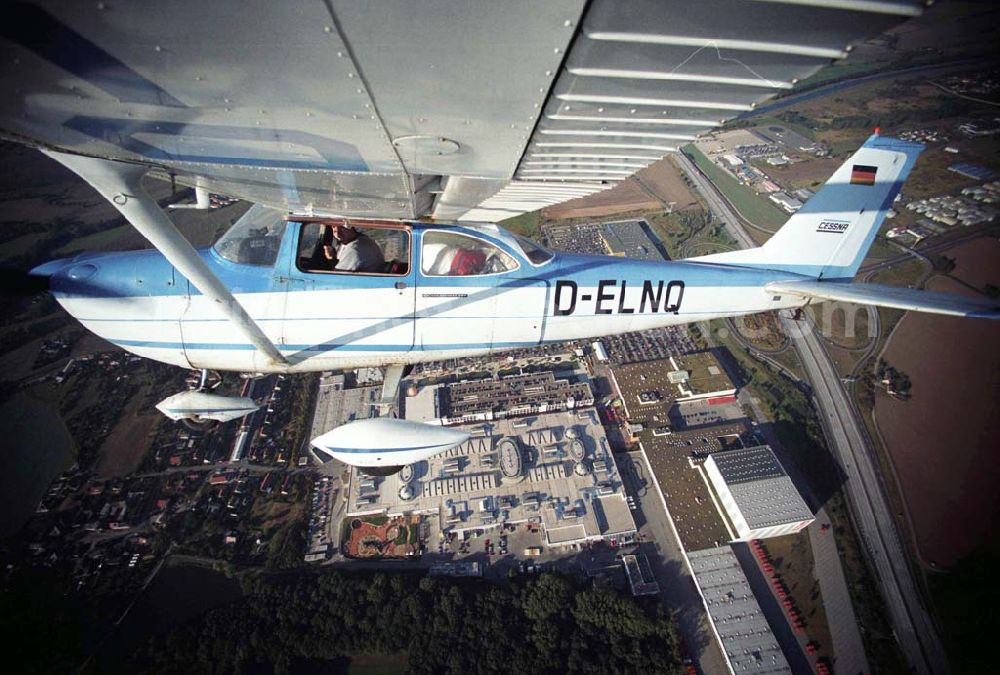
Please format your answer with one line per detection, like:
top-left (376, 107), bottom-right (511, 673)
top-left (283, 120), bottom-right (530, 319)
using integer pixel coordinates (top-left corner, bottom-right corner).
top-left (765, 280), bottom-right (1000, 319)
top-left (0, 0), bottom-right (922, 222)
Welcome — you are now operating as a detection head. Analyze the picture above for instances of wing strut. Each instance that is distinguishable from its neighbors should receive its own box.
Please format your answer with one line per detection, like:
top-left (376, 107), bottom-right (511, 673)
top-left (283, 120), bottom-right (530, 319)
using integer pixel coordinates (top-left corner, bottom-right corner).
top-left (42, 150), bottom-right (288, 366)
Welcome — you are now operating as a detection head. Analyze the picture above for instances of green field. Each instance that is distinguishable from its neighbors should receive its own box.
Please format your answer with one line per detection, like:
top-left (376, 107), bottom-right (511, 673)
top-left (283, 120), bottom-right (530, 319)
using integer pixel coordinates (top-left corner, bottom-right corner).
top-left (499, 210), bottom-right (543, 240)
top-left (682, 145), bottom-right (788, 230)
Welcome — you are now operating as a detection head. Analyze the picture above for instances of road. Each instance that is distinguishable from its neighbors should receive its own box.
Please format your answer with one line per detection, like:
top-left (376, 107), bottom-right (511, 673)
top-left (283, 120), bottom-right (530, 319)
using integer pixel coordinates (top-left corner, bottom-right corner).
top-left (676, 152), bottom-right (949, 673)
top-left (788, 313), bottom-right (948, 673)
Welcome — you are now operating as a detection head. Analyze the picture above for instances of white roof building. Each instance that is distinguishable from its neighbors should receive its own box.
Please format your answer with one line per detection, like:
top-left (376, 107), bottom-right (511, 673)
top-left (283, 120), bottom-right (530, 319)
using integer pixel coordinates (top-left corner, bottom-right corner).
top-left (704, 446), bottom-right (814, 541)
top-left (688, 546), bottom-right (791, 674)
top-left (592, 340), bottom-right (609, 362)
top-left (768, 192), bottom-right (803, 213)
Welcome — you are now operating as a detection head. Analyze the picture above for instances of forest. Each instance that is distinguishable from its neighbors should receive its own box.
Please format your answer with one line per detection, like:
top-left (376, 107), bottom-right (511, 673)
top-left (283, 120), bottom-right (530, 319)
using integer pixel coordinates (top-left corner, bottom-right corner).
top-left (134, 568), bottom-right (683, 674)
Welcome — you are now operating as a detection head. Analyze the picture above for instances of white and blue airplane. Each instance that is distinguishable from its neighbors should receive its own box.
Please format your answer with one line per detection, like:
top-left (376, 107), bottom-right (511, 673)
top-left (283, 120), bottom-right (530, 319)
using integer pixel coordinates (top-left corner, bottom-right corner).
top-left (32, 134), bottom-right (998, 375)
top-left (29, 134), bottom-right (999, 469)
top-left (4, 0), bottom-right (994, 470)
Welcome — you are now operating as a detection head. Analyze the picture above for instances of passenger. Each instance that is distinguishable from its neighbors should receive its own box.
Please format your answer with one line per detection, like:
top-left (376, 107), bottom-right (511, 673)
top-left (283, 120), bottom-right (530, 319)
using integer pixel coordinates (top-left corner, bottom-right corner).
top-left (320, 223), bottom-right (385, 273)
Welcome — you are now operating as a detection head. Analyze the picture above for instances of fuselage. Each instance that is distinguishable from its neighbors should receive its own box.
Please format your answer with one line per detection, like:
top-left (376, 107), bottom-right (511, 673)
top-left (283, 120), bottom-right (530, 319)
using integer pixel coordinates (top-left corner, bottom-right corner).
top-left (38, 220), bottom-right (812, 372)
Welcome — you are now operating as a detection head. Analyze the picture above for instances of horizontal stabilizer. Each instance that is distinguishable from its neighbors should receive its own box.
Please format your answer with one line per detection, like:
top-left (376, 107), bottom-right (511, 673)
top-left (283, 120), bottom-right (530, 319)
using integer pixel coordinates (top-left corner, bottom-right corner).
top-left (765, 281), bottom-right (1000, 319)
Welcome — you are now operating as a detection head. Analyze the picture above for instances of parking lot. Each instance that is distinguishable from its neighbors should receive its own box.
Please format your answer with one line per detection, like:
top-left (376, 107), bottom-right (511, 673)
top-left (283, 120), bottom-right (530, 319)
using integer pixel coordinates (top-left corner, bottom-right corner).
top-left (304, 476), bottom-right (336, 561)
top-left (600, 326), bottom-right (695, 365)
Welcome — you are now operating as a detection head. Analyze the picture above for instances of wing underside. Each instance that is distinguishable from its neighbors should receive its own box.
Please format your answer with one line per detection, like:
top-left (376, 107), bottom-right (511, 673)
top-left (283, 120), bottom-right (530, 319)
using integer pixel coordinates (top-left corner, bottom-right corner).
top-left (0, 0), bottom-right (923, 221)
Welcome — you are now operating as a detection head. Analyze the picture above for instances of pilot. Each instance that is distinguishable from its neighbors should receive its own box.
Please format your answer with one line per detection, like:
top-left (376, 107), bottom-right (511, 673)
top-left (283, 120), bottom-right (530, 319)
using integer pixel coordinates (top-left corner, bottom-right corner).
top-left (319, 223), bottom-right (385, 273)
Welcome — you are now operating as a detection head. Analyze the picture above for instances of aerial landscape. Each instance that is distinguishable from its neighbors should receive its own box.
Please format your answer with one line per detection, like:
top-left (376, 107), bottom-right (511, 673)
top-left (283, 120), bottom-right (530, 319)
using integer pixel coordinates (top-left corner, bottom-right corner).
top-left (0, 1), bottom-right (998, 674)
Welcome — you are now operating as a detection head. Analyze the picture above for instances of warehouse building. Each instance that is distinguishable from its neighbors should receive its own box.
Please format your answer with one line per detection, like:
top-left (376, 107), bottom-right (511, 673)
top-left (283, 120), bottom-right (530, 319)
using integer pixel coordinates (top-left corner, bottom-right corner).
top-left (667, 352), bottom-right (736, 404)
top-left (438, 371), bottom-right (594, 426)
top-left (703, 446), bottom-right (814, 541)
top-left (612, 352), bottom-right (737, 424)
top-left (688, 546), bottom-right (791, 674)
top-left (768, 192), bottom-right (803, 213)
top-left (600, 219), bottom-right (667, 261)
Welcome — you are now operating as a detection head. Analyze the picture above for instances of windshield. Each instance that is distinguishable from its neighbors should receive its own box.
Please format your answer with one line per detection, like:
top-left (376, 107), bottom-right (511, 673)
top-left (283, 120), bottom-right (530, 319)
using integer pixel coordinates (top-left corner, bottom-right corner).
top-left (512, 234), bottom-right (553, 264)
top-left (213, 204), bottom-right (287, 266)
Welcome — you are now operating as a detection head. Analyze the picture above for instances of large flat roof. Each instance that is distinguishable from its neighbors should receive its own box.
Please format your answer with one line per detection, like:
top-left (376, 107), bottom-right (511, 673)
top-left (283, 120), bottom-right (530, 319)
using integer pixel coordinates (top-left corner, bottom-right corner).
top-left (707, 446), bottom-right (813, 529)
top-left (642, 422), bottom-right (749, 551)
top-left (670, 352), bottom-right (735, 399)
top-left (441, 371), bottom-right (593, 420)
top-left (402, 381), bottom-right (440, 423)
top-left (346, 409), bottom-right (635, 546)
top-left (688, 546), bottom-right (791, 674)
top-left (710, 446), bottom-right (787, 485)
top-left (601, 220), bottom-right (667, 261)
top-left (612, 352), bottom-right (735, 422)
top-left (310, 373), bottom-right (380, 440)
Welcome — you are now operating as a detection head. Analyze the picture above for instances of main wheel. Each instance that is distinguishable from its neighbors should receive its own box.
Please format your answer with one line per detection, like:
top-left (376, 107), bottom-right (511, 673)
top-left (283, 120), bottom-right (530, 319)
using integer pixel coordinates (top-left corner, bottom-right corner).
top-left (181, 417), bottom-right (219, 431)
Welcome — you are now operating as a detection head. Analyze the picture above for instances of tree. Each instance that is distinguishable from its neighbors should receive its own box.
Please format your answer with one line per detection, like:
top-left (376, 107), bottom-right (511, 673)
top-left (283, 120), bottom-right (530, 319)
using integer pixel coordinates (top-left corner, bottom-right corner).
top-left (523, 572), bottom-right (572, 622)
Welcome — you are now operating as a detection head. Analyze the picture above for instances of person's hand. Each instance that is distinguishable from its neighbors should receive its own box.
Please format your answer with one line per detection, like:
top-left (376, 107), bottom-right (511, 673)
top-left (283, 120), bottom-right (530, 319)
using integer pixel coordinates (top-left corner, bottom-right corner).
top-left (323, 244), bottom-right (336, 261)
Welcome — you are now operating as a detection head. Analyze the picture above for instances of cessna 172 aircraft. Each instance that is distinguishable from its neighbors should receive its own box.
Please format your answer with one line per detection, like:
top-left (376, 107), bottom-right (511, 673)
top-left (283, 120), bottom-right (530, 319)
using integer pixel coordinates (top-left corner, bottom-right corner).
top-left (2, 0), bottom-right (997, 470)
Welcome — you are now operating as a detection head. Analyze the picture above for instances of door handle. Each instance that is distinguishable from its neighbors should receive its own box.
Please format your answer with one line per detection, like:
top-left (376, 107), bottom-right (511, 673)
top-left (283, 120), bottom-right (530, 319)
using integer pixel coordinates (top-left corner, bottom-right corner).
top-left (395, 281), bottom-right (407, 290)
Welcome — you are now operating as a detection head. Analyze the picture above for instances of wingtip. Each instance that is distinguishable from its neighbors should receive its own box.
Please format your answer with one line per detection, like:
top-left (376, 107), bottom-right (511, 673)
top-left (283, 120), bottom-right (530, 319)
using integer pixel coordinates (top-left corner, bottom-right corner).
top-left (968, 308), bottom-right (1000, 320)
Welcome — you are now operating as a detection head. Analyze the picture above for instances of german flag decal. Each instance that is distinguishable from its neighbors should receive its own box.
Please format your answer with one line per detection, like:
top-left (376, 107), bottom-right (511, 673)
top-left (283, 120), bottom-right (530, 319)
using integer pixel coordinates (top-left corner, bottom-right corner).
top-left (851, 164), bottom-right (877, 185)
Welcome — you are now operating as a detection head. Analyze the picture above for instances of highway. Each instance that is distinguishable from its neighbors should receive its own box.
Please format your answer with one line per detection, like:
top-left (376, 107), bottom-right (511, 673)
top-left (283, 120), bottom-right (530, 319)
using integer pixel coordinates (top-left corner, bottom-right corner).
top-left (674, 152), bottom-right (950, 673)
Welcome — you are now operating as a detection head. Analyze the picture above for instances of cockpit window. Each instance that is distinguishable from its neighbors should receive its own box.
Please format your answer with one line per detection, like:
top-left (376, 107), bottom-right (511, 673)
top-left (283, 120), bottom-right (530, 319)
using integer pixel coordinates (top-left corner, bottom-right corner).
top-left (512, 234), bottom-right (553, 264)
top-left (421, 231), bottom-right (518, 276)
top-left (213, 204), bottom-right (287, 266)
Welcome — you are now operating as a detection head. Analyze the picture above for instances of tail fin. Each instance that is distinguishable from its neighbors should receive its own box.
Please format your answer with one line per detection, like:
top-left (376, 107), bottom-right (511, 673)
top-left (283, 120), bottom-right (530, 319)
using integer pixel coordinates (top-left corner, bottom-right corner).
top-left (691, 134), bottom-right (924, 279)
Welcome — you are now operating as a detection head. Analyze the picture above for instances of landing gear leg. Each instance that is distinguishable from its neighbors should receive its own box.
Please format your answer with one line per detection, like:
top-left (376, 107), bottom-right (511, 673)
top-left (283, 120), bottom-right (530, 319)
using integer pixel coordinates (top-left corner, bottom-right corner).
top-left (181, 369), bottom-right (222, 429)
top-left (379, 364), bottom-right (413, 413)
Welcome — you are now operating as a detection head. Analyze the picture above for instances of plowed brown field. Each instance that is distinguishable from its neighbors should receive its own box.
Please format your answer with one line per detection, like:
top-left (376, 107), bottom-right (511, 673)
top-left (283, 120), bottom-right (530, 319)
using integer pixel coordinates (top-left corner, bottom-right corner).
top-left (874, 239), bottom-right (1000, 568)
top-left (542, 157), bottom-right (699, 220)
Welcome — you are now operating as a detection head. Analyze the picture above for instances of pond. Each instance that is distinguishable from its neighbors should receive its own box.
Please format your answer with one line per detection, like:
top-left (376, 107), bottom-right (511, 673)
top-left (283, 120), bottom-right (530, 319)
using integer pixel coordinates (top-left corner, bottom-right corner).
top-left (0, 391), bottom-right (74, 537)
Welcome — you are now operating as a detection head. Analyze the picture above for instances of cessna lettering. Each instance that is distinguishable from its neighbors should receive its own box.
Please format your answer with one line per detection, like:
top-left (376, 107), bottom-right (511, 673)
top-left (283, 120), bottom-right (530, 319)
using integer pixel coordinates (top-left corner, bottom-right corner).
top-left (816, 220), bottom-right (851, 234)
top-left (553, 279), bottom-right (685, 316)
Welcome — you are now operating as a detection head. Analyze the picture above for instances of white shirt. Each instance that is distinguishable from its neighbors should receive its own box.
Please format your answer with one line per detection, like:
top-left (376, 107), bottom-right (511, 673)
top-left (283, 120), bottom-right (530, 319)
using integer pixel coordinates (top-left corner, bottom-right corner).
top-left (335, 234), bottom-right (385, 272)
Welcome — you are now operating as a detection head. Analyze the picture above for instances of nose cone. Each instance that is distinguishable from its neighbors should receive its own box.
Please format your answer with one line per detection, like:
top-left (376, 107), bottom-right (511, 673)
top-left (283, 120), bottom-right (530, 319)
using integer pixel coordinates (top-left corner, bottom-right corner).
top-left (29, 255), bottom-right (107, 296)
top-left (29, 257), bottom-right (75, 279)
